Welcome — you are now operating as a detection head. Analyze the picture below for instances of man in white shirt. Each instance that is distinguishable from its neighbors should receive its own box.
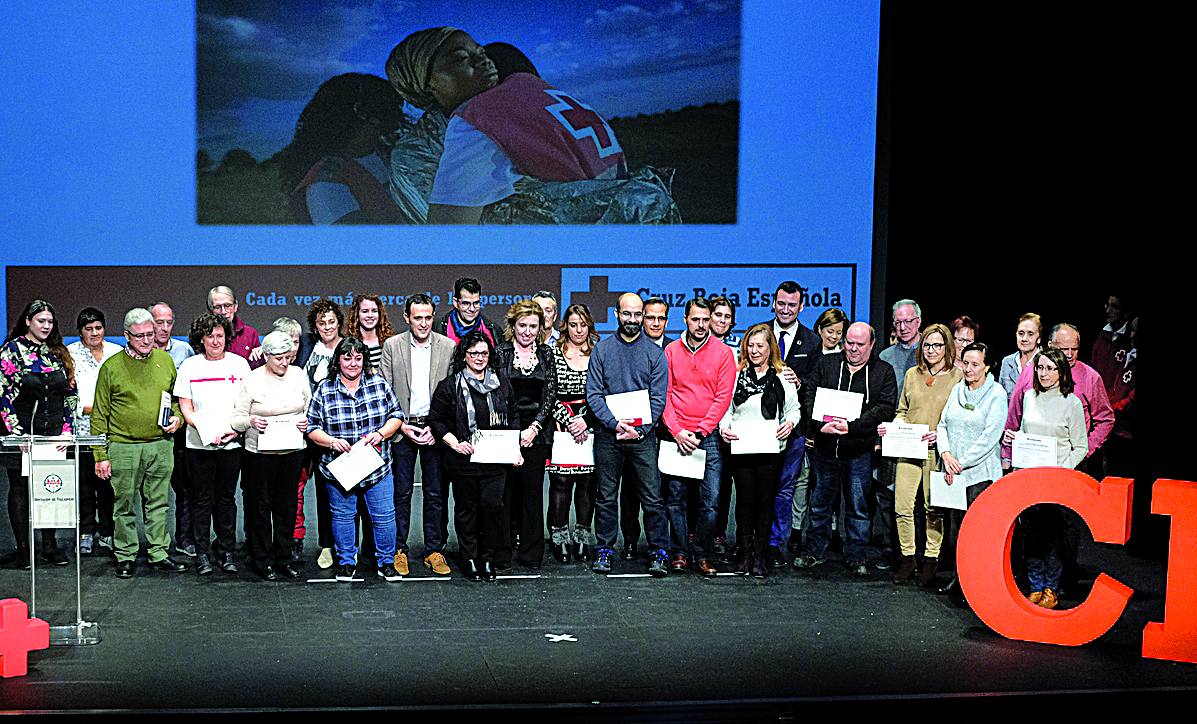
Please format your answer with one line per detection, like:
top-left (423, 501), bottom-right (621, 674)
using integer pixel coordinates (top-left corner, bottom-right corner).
top-left (380, 293), bottom-right (455, 575)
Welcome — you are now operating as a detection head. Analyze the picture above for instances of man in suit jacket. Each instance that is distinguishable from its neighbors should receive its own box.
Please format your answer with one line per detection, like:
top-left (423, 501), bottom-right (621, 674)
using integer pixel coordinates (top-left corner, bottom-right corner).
top-left (766, 281), bottom-right (822, 567)
top-left (380, 293), bottom-right (456, 575)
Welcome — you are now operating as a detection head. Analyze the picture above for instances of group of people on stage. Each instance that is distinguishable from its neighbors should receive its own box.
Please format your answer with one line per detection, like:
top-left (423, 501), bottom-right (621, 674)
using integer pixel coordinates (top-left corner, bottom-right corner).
top-left (0, 279), bottom-right (1136, 607)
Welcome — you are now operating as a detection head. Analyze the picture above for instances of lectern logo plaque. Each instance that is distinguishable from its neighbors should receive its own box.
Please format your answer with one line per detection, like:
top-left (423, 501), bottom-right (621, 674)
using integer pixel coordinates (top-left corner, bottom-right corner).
top-left (42, 474), bottom-right (63, 495)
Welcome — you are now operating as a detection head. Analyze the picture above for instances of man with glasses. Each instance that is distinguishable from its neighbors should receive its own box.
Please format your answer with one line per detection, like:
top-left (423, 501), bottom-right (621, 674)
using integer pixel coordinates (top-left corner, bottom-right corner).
top-left (879, 300), bottom-right (922, 398)
top-left (435, 276), bottom-right (498, 346)
top-left (90, 308), bottom-right (188, 578)
top-left (207, 285), bottom-right (260, 364)
top-left (765, 281), bottom-right (821, 568)
top-left (586, 293), bottom-right (670, 576)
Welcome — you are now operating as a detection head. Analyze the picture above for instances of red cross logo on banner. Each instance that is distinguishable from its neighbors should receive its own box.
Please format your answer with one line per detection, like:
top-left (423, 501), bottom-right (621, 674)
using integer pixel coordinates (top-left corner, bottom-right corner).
top-left (543, 90), bottom-right (623, 158)
top-left (0, 598), bottom-right (49, 678)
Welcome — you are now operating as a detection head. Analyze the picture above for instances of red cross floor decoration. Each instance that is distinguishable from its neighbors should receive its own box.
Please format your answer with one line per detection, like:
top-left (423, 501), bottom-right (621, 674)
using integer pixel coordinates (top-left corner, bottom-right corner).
top-left (0, 598), bottom-right (50, 678)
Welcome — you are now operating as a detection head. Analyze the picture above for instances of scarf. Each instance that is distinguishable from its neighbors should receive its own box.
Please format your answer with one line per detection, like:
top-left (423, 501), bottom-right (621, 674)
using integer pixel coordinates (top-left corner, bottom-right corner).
top-left (385, 26), bottom-right (462, 110)
top-left (446, 309), bottom-right (491, 344)
top-left (458, 368), bottom-right (505, 436)
top-left (734, 366), bottom-right (784, 420)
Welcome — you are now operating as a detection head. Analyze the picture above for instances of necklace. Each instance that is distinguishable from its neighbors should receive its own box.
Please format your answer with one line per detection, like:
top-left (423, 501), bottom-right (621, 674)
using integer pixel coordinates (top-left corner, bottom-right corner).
top-left (514, 346), bottom-right (538, 375)
top-left (924, 364), bottom-right (948, 387)
top-left (961, 382), bottom-right (984, 410)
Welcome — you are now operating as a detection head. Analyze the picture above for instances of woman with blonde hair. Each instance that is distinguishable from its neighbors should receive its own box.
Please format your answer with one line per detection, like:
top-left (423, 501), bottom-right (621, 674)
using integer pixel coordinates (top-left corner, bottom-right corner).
top-left (718, 323), bottom-right (801, 578)
top-left (494, 299), bottom-right (557, 568)
top-left (879, 323), bottom-right (961, 586)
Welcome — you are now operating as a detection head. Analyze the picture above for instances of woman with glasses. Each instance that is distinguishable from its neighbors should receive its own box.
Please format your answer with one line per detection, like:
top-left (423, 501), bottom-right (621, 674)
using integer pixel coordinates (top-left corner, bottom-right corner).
top-left (878, 324), bottom-right (961, 586)
top-left (949, 316), bottom-right (980, 370)
top-left (0, 300), bottom-right (77, 567)
top-left (1001, 348), bottom-right (1087, 609)
top-left (429, 330), bottom-right (522, 581)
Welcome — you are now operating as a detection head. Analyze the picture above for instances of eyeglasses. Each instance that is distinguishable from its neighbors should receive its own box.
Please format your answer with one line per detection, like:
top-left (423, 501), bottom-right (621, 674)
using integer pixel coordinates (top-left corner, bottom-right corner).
top-left (953, 336), bottom-right (973, 345)
top-left (125, 331), bottom-right (155, 340)
top-left (456, 300), bottom-right (481, 309)
top-left (211, 303), bottom-right (235, 312)
top-left (921, 342), bottom-right (945, 350)
top-left (1035, 365), bottom-right (1058, 372)
top-left (894, 318), bottom-right (920, 327)
top-left (465, 350), bottom-right (489, 357)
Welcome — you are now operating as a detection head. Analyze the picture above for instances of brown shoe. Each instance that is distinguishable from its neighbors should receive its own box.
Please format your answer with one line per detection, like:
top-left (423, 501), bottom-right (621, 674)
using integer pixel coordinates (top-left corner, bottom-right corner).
top-left (670, 554), bottom-right (689, 573)
top-left (698, 559), bottom-right (718, 577)
top-left (1028, 590), bottom-right (1044, 605)
top-left (424, 551), bottom-right (451, 576)
top-left (892, 555), bottom-right (916, 585)
top-left (393, 551), bottom-right (409, 576)
top-left (916, 557), bottom-right (938, 587)
top-left (1039, 588), bottom-right (1059, 609)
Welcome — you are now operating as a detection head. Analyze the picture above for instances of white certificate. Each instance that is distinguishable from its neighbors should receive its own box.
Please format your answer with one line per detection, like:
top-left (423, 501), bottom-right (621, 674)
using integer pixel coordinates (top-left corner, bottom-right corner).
top-left (881, 423), bottom-right (929, 459)
top-left (605, 389), bottom-right (652, 426)
top-left (78, 375), bottom-right (97, 410)
top-left (658, 441), bottom-right (707, 479)
top-left (729, 420), bottom-right (784, 455)
top-left (1013, 432), bottom-right (1057, 469)
top-left (257, 414), bottom-right (305, 452)
top-left (327, 439), bottom-right (385, 491)
top-left (192, 410), bottom-right (233, 447)
top-left (812, 387), bottom-right (864, 423)
top-left (930, 472), bottom-right (967, 511)
top-left (550, 434), bottom-right (594, 466)
top-left (469, 429), bottom-right (521, 465)
top-left (21, 441), bottom-right (68, 477)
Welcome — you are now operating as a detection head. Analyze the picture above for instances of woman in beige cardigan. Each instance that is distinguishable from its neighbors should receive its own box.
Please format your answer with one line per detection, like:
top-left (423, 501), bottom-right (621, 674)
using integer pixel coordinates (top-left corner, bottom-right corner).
top-left (879, 323), bottom-right (961, 586)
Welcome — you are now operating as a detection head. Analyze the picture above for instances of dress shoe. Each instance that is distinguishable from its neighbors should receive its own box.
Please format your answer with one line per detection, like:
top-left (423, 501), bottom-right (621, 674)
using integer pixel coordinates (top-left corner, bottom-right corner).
top-left (195, 554), bottom-right (215, 576)
top-left (279, 562), bottom-right (302, 579)
top-left (892, 555), bottom-right (917, 585)
top-left (648, 549), bottom-right (669, 577)
top-left (393, 551), bottom-right (410, 576)
top-left (572, 542), bottom-right (591, 562)
top-left (591, 548), bottom-right (613, 574)
top-left (219, 552), bottom-right (238, 573)
top-left (917, 558), bottom-right (939, 587)
top-left (290, 539), bottom-right (303, 563)
top-left (719, 543), bottom-right (738, 565)
top-left (793, 555), bottom-right (825, 570)
top-left (1028, 590), bottom-right (1044, 605)
top-left (41, 546), bottom-right (69, 566)
top-left (551, 542), bottom-right (571, 564)
top-left (669, 553), bottom-right (689, 573)
top-left (424, 551), bottom-right (451, 576)
top-left (151, 556), bottom-right (187, 572)
top-left (698, 559), bottom-right (718, 578)
top-left (938, 575), bottom-right (961, 596)
top-left (1039, 588), bottom-right (1059, 609)
top-left (712, 535), bottom-right (728, 558)
top-left (620, 542), bottom-right (637, 561)
top-left (750, 558), bottom-right (768, 579)
top-left (464, 559), bottom-right (481, 582)
top-left (734, 552), bottom-right (751, 576)
top-left (114, 560), bottom-right (135, 578)
top-left (258, 564), bottom-right (278, 581)
top-left (766, 546), bottom-right (786, 569)
top-left (481, 561), bottom-right (497, 582)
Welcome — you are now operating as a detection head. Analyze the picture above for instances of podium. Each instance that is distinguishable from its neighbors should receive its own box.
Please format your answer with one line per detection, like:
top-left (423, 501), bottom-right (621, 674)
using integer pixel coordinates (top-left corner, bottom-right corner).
top-left (1, 433), bottom-right (105, 646)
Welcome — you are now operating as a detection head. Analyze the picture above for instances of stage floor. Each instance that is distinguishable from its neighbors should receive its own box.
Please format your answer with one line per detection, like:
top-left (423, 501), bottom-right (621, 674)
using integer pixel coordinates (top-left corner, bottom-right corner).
top-left (2, 529), bottom-right (1195, 715)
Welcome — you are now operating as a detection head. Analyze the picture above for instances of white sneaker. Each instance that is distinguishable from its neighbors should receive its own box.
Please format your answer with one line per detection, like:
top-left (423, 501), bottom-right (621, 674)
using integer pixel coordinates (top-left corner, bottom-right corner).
top-left (317, 547), bottom-right (334, 569)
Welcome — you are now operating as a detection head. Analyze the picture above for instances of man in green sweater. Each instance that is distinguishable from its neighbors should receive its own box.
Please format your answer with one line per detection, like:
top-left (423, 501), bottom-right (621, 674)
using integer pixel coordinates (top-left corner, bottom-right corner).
top-left (91, 308), bottom-right (188, 578)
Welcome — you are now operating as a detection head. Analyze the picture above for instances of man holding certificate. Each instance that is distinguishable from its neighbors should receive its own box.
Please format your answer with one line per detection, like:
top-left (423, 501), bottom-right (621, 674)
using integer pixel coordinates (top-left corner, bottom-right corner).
top-left (660, 298), bottom-right (736, 577)
top-left (305, 338), bottom-right (404, 583)
top-left (586, 293), bottom-right (670, 577)
top-left (795, 322), bottom-right (896, 577)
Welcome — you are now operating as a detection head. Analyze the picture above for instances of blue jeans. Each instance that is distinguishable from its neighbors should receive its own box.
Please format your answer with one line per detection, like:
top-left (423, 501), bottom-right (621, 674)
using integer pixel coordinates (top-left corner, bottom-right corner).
top-left (802, 448), bottom-right (872, 563)
top-left (324, 470), bottom-right (397, 566)
top-left (391, 437), bottom-right (446, 554)
top-left (593, 428), bottom-right (669, 552)
top-left (1024, 504), bottom-right (1064, 592)
top-left (770, 435), bottom-right (807, 549)
top-left (663, 432), bottom-right (722, 558)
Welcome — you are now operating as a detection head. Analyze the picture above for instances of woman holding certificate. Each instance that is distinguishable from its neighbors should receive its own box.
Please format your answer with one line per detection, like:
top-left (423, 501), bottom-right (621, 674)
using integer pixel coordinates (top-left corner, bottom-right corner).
top-left (878, 323), bottom-right (961, 586)
top-left (718, 324), bottom-right (800, 579)
top-left (935, 342), bottom-right (1007, 600)
top-left (1001, 347), bottom-right (1087, 609)
top-left (175, 313), bottom-right (251, 576)
top-left (231, 332), bottom-right (310, 580)
top-left (430, 330), bottom-right (522, 582)
top-left (545, 304), bottom-right (599, 564)
top-left (494, 300), bottom-right (557, 570)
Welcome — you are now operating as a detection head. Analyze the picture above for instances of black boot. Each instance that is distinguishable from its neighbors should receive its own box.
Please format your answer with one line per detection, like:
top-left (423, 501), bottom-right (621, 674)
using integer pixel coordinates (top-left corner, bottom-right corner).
top-left (551, 542), bottom-right (570, 564)
top-left (481, 560), bottom-right (497, 582)
top-left (573, 542), bottom-right (591, 562)
top-left (734, 536), bottom-right (752, 575)
top-left (892, 555), bottom-right (916, 585)
top-left (464, 559), bottom-right (481, 582)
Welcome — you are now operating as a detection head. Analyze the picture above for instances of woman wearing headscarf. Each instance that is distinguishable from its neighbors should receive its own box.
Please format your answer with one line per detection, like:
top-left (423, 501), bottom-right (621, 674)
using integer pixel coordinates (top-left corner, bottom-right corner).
top-left (428, 330), bottom-right (522, 581)
top-left (0, 300), bottom-right (76, 567)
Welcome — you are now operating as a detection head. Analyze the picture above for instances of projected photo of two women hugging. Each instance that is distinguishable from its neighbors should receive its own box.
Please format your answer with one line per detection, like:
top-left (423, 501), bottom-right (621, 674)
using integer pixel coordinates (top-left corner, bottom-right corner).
top-left (279, 27), bottom-right (684, 226)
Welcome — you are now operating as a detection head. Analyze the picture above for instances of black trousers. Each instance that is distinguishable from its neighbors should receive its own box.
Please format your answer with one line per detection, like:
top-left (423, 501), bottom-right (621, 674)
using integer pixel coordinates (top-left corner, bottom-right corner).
top-left (453, 470), bottom-right (506, 563)
top-left (731, 453), bottom-right (782, 559)
top-left (499, 443), bottom-right (548, 567)
top-left (78, 448), bottom-right (114, 537)
top-left (3, 465), bottom-right (58, 552)
top-left (714, 441), bottom-right (734, 539)
top-left (242, 450), bottom-right (303, 568)
top-left (547, 472), bottom-right (596, 530)
top-left (620, 457), bottom-right (643, 547)
top-left (171, 432), bottom-right (193, 548)
top-left (186, 447), bottom-right (242, 556)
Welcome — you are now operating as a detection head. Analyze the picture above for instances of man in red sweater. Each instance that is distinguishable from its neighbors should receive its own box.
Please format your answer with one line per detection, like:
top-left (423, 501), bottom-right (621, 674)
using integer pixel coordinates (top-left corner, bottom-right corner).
top-left (661, 298), bottom-right (736, 576)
